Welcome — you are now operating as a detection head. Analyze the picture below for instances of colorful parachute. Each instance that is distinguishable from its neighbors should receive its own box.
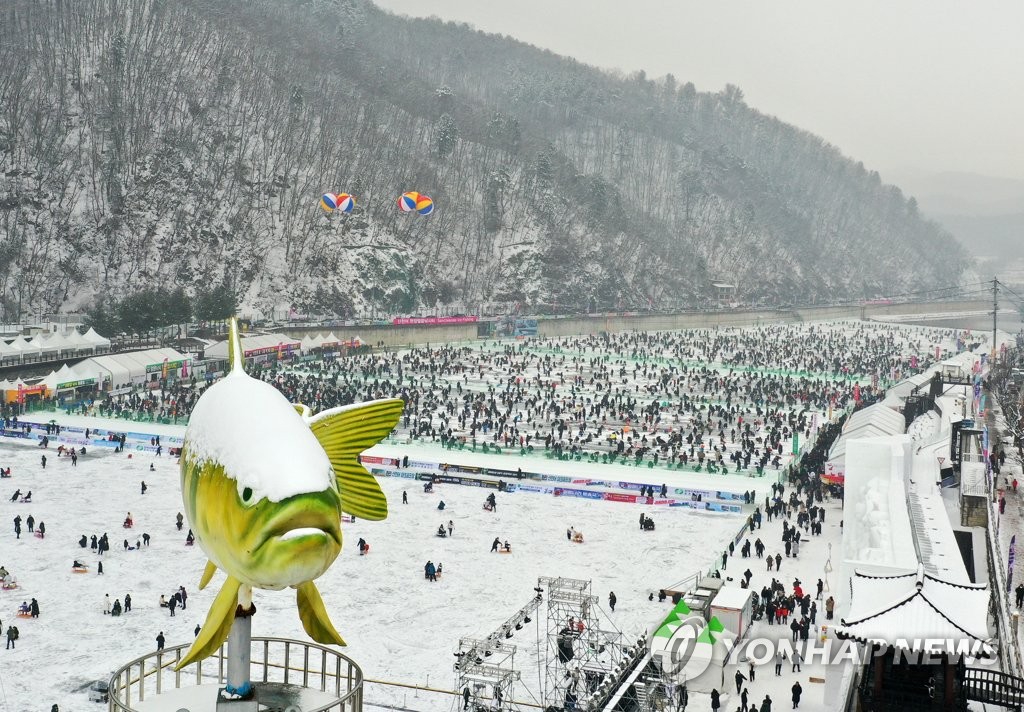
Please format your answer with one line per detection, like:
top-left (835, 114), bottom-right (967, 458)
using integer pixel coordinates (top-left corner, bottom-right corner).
top-left (398, 191), bottom-right (435, 216)
top-left (335, 193), bottom-right (355, 214)
top-left (321, 193), bottom-right (339, 212)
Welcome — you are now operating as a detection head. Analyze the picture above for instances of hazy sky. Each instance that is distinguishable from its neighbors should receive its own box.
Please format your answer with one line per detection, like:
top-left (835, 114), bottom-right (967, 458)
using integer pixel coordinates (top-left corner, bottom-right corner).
top-left (374, 0), bottom-right (1023, 183)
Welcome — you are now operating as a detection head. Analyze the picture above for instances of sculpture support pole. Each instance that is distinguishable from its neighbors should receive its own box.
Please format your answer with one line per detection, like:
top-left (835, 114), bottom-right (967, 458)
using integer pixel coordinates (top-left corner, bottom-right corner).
top-left (224, 584), bottom-right (255, 700)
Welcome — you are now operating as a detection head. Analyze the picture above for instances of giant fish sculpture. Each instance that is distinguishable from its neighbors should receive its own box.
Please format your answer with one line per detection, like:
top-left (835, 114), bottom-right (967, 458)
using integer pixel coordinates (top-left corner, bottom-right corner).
top-left (177, 318), bottom-right (402, 668)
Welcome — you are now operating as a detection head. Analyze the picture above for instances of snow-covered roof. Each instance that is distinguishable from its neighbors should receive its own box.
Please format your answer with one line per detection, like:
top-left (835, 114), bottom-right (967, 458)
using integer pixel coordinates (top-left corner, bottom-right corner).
top-left (828, 403), bottom-right (906, 468)
top-left (710, 586), bottom-right (754, 611)
top-left (844, 403), bottom-right (906, 434)
top-left (883, 370), bottom-right (936, 406)
top-left (76, 348), bottom-right (190, 385)
top-left (837, 566), bottom-right (992, 655)
top-left (205, 333), bottom-right (301, 360)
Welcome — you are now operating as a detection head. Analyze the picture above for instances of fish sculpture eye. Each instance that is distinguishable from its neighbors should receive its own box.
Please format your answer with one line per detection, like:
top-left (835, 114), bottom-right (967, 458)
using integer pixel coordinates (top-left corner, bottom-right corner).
top-left (242, 487), bottom-right (254, 503)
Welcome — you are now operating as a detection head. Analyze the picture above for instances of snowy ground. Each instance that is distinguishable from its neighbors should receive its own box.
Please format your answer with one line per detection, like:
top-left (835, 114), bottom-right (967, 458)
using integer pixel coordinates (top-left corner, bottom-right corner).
top-left (0, 429), bottom-right (751, 711)
top-left (0, 319), bottom-right (967, 711)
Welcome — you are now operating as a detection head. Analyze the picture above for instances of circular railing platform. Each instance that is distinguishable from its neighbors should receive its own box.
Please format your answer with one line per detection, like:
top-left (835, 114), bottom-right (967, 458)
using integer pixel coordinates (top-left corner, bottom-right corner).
top-left (108, 637), bottom-right (363, 712)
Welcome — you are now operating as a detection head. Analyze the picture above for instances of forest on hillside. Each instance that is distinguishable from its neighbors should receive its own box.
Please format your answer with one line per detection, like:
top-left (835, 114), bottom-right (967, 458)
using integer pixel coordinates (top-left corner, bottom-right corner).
top-left (0, 0), bottom-right (969, 320)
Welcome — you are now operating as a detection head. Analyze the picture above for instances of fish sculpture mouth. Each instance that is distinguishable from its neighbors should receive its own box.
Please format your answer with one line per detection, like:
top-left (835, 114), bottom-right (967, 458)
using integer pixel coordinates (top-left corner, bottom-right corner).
top-left (277, 527), bottom-right (331, 542)
top-left (258, 512), bottom-right (341, 551)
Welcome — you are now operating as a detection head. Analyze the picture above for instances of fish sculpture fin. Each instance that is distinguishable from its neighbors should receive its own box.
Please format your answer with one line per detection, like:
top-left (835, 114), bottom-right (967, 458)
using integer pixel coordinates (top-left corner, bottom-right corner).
top-left (296, 580), bottom-right (346, 646)
top-left (227, 317), bottom-right (243, 373)
top-left (307, 399), bottom-right (404, 521)
top-left (293, 403), bottom-right (312, 418)
top-left (175, 575), bottom-right (242, 669)
top-left (199, 560), bottom-right (218, 590)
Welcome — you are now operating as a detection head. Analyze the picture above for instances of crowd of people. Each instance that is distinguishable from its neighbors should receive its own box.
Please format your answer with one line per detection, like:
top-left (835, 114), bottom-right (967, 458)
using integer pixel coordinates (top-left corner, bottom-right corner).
top-left (0, 320), bottom-right (964, 712)
top-left (12, 323), bottom-right (953, 480)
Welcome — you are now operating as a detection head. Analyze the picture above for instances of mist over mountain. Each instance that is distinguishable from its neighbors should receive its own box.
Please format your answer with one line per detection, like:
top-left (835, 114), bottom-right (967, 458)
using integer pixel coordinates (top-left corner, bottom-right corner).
top-left (0, 0), bottom-right (970, 320)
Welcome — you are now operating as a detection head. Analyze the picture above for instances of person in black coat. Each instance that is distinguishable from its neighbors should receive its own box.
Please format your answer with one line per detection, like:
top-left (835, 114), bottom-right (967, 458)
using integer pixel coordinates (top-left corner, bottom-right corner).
top-left (156, 631), bottom-right (165, 650)
top-left (710, 688), bottom-right (720, 711)
top-left (792, 681), bottom-right (802, 708)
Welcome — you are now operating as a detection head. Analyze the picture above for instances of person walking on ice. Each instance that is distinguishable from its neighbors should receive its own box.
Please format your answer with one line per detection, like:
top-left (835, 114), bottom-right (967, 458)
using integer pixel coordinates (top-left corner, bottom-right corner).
top-left (608, 591), bottom-right (617, 611)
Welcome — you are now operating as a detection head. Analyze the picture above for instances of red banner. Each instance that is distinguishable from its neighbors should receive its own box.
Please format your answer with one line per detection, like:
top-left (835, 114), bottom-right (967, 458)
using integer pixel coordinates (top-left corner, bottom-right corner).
top-left (359, 455), bottom-right (399, 466)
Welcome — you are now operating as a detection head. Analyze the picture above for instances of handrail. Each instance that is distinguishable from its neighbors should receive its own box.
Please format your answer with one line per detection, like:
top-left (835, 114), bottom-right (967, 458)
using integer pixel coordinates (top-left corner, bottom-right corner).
top-left (108, 636), bottom-right (363, 712)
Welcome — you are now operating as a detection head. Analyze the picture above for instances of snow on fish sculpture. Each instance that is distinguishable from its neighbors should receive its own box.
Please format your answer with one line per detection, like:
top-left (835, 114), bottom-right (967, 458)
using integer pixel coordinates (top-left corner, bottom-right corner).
top-left (176, 318), bottom-right (402, 668)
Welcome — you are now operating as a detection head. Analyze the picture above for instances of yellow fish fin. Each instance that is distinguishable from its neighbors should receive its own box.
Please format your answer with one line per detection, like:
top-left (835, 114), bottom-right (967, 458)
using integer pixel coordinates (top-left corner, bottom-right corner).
top-left (227, 317), bottom-right (243, 373)
top-left (198, 560), bottom-right (217, 590)
top-left (296, 580), bottom-right (346, 646)
top-left (307, 399), bottom-right (404, 521)
top-left (293, 403), bottom-right (312, 418)
top-left (175, 575), bottom-right (241, 669)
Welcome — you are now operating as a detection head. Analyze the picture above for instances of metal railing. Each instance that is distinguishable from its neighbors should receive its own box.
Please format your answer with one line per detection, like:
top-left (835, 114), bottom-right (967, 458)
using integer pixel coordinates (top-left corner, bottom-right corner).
top-left (963, 667), bottom-right (1024, 708)
top-left (108, 636), bottom-right (363, 711)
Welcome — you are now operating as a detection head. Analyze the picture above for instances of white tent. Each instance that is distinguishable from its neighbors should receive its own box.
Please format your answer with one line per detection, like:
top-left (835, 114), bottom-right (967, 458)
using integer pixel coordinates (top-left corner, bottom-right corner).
top-left (30, 332), bottom-right (60, 358)
top-left (62, 329), bottom-right (95, 354)
top-left (0, 339), bottom-right (19, 364)
top-left (828, 403), bottom-right (907, 474)
top-left (300, 334), bottom-right (322, 354)
top-left (81, 327), bottom-right (112, 352)
top-left (76, 348), bottom-right (191, 388)
top-left (45, 363), bottom-right (96, 391)
top-left (44, 330), bottom-right (75, 354)
top-left (206, 333), bottom-right (301, 361)
top-left (8, 335), bottom-right (40, 360)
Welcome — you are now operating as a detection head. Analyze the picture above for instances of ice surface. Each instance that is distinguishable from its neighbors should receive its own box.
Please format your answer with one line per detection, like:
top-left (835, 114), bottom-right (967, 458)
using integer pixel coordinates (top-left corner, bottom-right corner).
top-left (0, 431), bottom-right (743, 710)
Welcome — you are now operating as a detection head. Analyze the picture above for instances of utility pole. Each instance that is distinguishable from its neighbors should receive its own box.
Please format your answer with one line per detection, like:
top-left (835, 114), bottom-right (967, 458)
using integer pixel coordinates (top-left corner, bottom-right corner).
top-left (994, 277), bottom-right (999, 364)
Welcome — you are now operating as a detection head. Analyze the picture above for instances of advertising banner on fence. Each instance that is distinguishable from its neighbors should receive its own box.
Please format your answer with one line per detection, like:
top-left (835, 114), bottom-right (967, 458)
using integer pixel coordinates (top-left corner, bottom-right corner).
top-left (553, 487), bottom-right (604, 500)
top-left (392, 316), bottom-right (479, 326)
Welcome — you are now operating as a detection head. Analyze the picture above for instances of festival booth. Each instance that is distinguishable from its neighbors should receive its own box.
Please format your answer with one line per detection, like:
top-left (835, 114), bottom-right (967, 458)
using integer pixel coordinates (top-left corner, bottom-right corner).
top-left (299, 334), bottom-right (321, 354)
top-left (0, 338), bottom-right (20, 367)
top-left (8, 335), bottom-right (41, 365)
top-left (44, 363), bottom-right (98, 400)
top-left (322, 333), bottom-right (342, 353)
top-left (81, 327), bottom-right (112, 354)
top-left (62, 329), bottom-right (99, 358)
top-left (1, 378), bottom-right (50, 404)
top-left (76, 348), bottom-right (191, 390)
top-left (206, 333), bottom-right (301, 365)
top-left (32, 331), bottom-right (60, 361)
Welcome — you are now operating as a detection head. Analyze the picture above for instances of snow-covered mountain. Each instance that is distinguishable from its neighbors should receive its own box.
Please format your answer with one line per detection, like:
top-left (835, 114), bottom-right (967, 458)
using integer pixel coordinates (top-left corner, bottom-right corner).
top-left (0, 0), bottom-right (968, 319)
